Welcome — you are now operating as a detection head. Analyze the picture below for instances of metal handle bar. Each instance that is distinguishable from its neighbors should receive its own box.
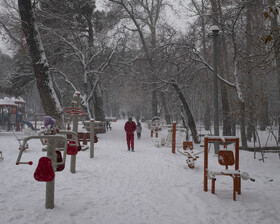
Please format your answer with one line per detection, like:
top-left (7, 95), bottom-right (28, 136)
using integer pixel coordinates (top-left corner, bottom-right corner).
top-left (38, 130), bottom-right (79, 146)
top-left (16, 135), bottom-right (68, 166)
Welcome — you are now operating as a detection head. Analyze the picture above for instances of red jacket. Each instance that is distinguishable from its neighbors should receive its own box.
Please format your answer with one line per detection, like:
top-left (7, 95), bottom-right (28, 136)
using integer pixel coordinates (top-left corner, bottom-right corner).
top-left (124, 121), bottom-right (136, 134)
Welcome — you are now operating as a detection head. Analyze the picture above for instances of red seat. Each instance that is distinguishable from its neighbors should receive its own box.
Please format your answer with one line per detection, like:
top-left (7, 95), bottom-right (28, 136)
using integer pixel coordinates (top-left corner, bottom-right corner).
top-left (67, 140), bottom-right (78, 155)
top-left (183, 141), bottom-right (193, 150)
top-left (218, 150), bottom-right (234, 169)
top-left (94, 134), bottom-right (98, 143)
top-left (34, 157), bottom-right (55, 182)
top-left (56, 150), bottom-right (65, 172)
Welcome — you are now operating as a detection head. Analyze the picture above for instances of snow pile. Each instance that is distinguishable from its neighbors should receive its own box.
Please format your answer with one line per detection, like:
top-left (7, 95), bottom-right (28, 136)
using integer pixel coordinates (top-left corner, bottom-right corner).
top-left (0, 120), bottom-right (280, 224)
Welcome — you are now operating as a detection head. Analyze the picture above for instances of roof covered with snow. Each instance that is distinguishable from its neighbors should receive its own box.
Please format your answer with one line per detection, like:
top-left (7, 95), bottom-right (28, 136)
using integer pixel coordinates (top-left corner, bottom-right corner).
top-left (0, 97), bottom-right (25, 106)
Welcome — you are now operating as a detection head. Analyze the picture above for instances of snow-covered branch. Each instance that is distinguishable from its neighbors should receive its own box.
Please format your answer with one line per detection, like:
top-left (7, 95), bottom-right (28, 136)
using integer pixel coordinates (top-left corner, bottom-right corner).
top-left (50, 68), bottom-right (78, 92)
top-left (88, 47), bottom-right (104, 66)
top-left (192, 51), bottom-right (236, 87)
top-left (39, 25), bottom-right (85, 67)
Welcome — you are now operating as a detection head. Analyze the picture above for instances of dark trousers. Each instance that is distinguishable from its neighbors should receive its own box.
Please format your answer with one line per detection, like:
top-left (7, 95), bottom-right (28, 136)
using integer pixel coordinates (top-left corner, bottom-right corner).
top-left (137, 133), bottom-right (141, 139)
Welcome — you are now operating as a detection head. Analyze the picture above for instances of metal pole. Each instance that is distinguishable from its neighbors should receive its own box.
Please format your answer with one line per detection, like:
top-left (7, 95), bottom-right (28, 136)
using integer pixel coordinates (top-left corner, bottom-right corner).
top-left (90, 119), bottom-right (95, 158)
top-left (212, 28), bottom-right (220, 154)
top-left (172, 122), bottom-right (176, 154)
top-left (71, 92), bottom-right (80, 173)
top-left (204, 137), bottom-right (208, 192)
top-left (35, 114), bottom-right (37, 133)
top-left (45, 138), bottom-right (56, 209)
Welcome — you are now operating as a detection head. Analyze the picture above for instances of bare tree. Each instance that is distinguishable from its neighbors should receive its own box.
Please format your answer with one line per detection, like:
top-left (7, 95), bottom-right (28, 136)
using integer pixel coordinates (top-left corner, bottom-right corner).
top-left (18, 0), bottom-right (64, 127)
top-left (108, 0), bottom-right (169, 117)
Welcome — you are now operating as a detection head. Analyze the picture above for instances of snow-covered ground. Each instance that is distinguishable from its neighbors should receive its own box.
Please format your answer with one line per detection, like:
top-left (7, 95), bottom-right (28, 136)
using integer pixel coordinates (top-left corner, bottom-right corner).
top-left (1, 120), bottom-right (280, 224)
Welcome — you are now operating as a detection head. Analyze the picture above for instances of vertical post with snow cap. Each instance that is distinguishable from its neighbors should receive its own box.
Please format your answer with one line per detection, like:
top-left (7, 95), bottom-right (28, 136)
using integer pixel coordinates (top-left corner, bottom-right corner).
top-left (90, 119), bottom-right (95, 158)
top-left (172, 122), bottom-right (176, 154)
top-left (45, 138), bottom-right (56, 209)
top-left (70, 92), bottom-right (80, 173)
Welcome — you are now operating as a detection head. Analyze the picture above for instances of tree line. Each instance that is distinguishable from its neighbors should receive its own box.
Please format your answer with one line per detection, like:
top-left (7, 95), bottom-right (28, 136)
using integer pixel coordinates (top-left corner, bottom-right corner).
top-left (0, 0), bottom-right (279, 147)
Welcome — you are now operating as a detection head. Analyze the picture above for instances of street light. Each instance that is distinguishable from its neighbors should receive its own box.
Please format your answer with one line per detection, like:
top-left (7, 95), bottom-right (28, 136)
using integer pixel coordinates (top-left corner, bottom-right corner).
top-left (209, 25), bottom-right (220, 154)
top-left (210, 25), bottom-right (220, 33)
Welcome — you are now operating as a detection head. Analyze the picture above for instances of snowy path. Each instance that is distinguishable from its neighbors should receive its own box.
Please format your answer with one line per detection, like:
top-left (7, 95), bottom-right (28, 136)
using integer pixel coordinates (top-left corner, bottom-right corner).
top-left (1, 120), bottom-right (280, 224)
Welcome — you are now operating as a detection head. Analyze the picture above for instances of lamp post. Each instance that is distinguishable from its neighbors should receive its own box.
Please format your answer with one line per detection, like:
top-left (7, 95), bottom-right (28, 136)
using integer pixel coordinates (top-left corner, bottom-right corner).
top-left (210, 25), bottom-right (220, 154)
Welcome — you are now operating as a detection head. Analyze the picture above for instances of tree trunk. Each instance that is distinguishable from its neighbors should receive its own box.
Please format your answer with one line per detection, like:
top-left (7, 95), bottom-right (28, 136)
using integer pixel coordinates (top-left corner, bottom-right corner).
top-left (93, 82), bottom-right (105, 121)
top-left (240, 101), bottom-right (247, 149)
top-left (18, 0), bottom-right (63, 128)
top-left (161, 92), bottom-right (171, 124)
top-left (268, 0), bottom-right (280, 97)
top-left (172, 82), bottom-right (199, 143)
top-left (200, 0), bottom-right (211, 132)
top-left (260, 99), bottom-right (269, 131)
top-left (245, 2), bottom-right (254, 141)
top-left (267, 0), bottom-right (280, 142)
top-left (220, 85), bottom-right (232, 136)
top-left (180, 106), bottom-right (189, 141)
top-left (152, 87), bottom-right (158, 117)
top-left (204, 101), bottom-right (211, 131)
top-left (231, 115), bottom-right (236, 136)
top-left (216, 0), bottom-right (232, 136)
top-left (105, 90), bottom-right (111, 117)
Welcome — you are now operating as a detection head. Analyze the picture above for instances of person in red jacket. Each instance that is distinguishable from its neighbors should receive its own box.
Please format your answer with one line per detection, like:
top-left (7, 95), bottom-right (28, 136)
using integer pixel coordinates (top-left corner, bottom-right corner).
top-left (124, 117), bottom-right (136, 151)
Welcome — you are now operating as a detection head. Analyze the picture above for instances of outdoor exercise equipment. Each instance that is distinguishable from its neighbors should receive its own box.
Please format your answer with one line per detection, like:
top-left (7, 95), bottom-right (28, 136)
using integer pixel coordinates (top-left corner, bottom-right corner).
top-left (177, 141), bottom-right (202, 168)
top-left (34, 157), bottom-right (55, 182)
top-left (77, 132), bottom-right (98, 146)
top-left (145, 116), bottom-right (162, 137)
top-left (38, 129), bottom-right (79, 152)
top-left (63, 92), bottom-right (82, 174)
top-left (204, 136), bottom-right (255, 201)
top-left (145, 117), bottom-right (168, 147)
top-left (83, 119), bottom-right (96, 158)
top-left (162, 122), bottom-right (187, 153)
top-left (150, 116), bottom-right (163, 137)
top-left (253, 126), bottom-right (280, 161)
top-left (55, 150), bottom-right (65, 171)
top-left (16, 135), bottom-right (68, 209)
top-left (67, 140), bottom-right (78, 155)
top-left (65, 114), bottom-right (72, 130)
top-left (13, 131), bottom-right (29, 151)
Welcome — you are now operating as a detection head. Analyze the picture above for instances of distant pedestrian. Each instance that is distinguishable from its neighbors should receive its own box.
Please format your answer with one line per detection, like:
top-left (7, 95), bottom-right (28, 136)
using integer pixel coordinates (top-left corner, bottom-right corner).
top-left (136, 122), bottom-right (142, 139)
top-left (124, 117), bottom-right (136, 151)
top-left (106, 120), bottom-right (111, 131)
top-left (43, 116), bottom-right (56, 130)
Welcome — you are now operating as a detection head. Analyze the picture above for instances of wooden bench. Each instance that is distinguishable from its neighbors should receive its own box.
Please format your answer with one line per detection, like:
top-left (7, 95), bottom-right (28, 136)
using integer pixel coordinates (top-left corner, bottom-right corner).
top-left (77, 132), bottom-right (98, 145)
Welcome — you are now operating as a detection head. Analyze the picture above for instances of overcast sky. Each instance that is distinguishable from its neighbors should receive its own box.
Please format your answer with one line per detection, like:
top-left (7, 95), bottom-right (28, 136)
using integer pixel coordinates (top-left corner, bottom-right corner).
top-left (96, 0), bottom-right (192, 31)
